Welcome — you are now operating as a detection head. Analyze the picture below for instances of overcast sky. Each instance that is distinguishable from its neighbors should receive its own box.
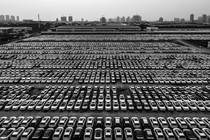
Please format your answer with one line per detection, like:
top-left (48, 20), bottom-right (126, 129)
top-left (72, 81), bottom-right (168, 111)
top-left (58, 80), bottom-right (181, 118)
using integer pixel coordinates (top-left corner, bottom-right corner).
top-left (1, 0), bottom-right (209, 21)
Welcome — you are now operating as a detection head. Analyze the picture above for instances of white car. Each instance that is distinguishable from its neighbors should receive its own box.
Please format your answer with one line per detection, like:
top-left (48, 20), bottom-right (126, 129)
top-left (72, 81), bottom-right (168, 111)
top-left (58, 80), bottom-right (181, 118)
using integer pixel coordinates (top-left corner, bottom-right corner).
top-left (105, 117), bottom-right (112, 128)
top-left (11, 116), bottom-right (25, 128)
top-left (149, 117), bottom-right (159, 128)
top-left (66, 100), bottom-right (75, 111)
top-left (149, 100), bottom-right (158, 111)
top-left (53, 127), bottom-right (64, 140)
top-left (187, 101), bottom-right (198, 111)
top-left (51, 100), bottom-right (61, 111)
top-left (184, 117), bottom-right (197, 129)
top-left (203, 101), bottom-right (210, 111)
top-left (173, 128), bottom-right (186, 140)
top-left (35, 100), bottom-right (46, 111)
top-left (39, 116), bottom-right (51, 128)
top-left (163, 100), bottom-right (174, 111)
top-left (156, 100), bottom-right (166, 111)
top-left (67, 117), bottom-right (77, 127)
top-left (49, 116), bottom-right (59, 128)
top-left (131, 117), bottom-right (140, 129)
top-left (58, 117), bottom-right (68, 127)
top-left (193, 128), bottom-right (208, 140)
top-left (113, 100), bottom-right (119, 111)
top-left (153, 128), bottom-right (164, 140)
top-left (104, 127), bottom-right (112, 140)
top-left (83, 127), bottom-right (93, 140)
top-left (175, 117), bottom-right (188, 129)
top-left (196, 101), bottom-right (206, 111)
top-left (171, 101), bottom-right (182, 111)
top-left (202, 128), bottom-right (210, 139)
top-left (27, 100), bottom-right (39, 111)
top-left (202, 117), bottom-right (210, 128)
top-left (0, 128), bottom-right (15, 140)
top-left (124, 127), bottom-right (133, 140)
top-left (158, 117), bottom-right (169, 128)
top-left (21, 116), bottom-right (33, 127)
top-left (86, 117), bottom-right (94, 128)
top-left (90, 100), bottom-right (96, 111)
top-left (12, 100), bottom-right (23, 111)
top-left (163, 128), bottom-right (176, 140)
top-left (20, 127), bottom-right (34, 140)
top-left (120, 101), bottom-right (127, 111)
top-left (105, 101), bottom-right (112, 111)
top-left (74, 101), bottom-right (82, 111)
top-left (20, 100), bottom-right (32, 111)
top-left (112, 86), bottom-right (117, 94)
top-left (167, 117), bottom-right (178, 129)
top-left (77, 117), bottom-right (86, 128)
top-left (43, 100), bottom-right (53, 111)
top-left (193, 117), bottom-right (206, 128)
top-left (10, 127), bottom-right (25, 140)
top-left (105, 94), bottom-right (111, 102)
top-left (114, 127), bottom-right (123, 140)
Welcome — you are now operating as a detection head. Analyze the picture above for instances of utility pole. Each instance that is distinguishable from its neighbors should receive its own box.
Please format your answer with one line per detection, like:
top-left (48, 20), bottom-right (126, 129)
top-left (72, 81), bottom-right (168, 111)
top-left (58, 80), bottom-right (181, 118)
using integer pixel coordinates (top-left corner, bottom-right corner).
top-left (38, 14), bottom-right (41, 29)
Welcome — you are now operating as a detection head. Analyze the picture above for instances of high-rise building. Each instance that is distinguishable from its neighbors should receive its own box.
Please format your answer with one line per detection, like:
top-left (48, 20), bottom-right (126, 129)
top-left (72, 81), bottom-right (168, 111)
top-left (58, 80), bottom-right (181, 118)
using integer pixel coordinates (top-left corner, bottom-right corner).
top-left (111, 18), bottom-right (116, 22)
top-left (190, 14), bottom-right (194, 23)
top-left (0, 15), bottom-right (5, 22)
top-left (159, 17), bottom-right (163, 22)
top-left (100, 17), bottom-right (106, 23)
top-left (68, 16), bottom-right (73, 22)
top-left (202, 14), bottom-right (207, 23)
top-left (121, 17), bottom-right (125, 22)
top-left (61, 16), bottom-right (67, 22)
top-left (208, 16), bottom-right (210, 24)
top-left (5, 15), bottom-right (10, 21)
top-left (16, 16), bottom-right (19, 22)
top-left (11, 15), bottom-right (15, 22)
top-left (132, 15), bottom-right (141, 22)
top-left (116, 16), bottom-right (120, 22)
top-left (180, 18), bottom-right (185, 23)
top-left (126, 16), bottom-right (131, 22)
top-left (198, 17), bottom-right (203, 22)
top-left (174, 18), bottom-right (180, 23)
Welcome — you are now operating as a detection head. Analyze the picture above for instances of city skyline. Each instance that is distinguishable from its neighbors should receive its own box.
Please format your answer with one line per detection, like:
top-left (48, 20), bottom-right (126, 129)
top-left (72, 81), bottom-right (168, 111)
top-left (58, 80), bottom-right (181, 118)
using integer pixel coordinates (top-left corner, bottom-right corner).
top-left (0, 0), bottom-right (210, 21)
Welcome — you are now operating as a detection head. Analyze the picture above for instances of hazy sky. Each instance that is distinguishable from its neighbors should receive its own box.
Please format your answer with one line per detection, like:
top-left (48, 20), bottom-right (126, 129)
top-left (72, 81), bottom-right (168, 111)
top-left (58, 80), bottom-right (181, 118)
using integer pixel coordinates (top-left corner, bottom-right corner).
top-left (1, 0), bottom-right (210, 21)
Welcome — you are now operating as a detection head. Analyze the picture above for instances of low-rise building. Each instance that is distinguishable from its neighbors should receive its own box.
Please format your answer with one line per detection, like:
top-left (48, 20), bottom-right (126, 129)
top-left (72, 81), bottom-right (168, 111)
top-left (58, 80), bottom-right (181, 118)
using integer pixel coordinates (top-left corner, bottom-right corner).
top-left (0, 27), bottom-right (13, 34)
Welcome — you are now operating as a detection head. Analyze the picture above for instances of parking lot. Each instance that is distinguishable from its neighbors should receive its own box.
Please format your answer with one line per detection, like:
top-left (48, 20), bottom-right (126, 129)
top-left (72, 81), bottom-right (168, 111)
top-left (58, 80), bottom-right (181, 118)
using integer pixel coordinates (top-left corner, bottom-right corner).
top-left (0, 33), bottom-right (210, 140)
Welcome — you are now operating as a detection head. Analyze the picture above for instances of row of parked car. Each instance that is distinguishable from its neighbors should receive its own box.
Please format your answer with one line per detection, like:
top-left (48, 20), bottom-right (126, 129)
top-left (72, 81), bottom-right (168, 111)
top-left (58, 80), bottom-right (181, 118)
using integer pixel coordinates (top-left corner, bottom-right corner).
top-left (0, 42), bottom-right (200, 54)
top-left (0, 49), bottom-right (195, 55)
top-left (22, 34), bottom-right (210, 41)
top-left (0, 69), bottom-right (209, 84)
top-left (0, 116), bottom-right (210, 140)
top-left (1, 85), bottom-right (209, 101)
top-left (10, 53), bottom-right (210, 60)
top-left (1, 54), bottom-right (207, 60)
top-left (0, 85), bottom-right (210, 112)
top-left (0, 42), bottom-right (189, 48)
top-left (0, 61), bottom-right (209, 71)
top-left (13, 53), bottom-right (210, 60)
top-left (0, 61), bottom-right (210, 71)
top-left (1, 98), bottom-right (210, 112)
top-left (0, 85), bottom-right (33, 97)
top-left (5, 58), bottom-right (210, 69)
top-left (0, 41), bottom-right (196, 53)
